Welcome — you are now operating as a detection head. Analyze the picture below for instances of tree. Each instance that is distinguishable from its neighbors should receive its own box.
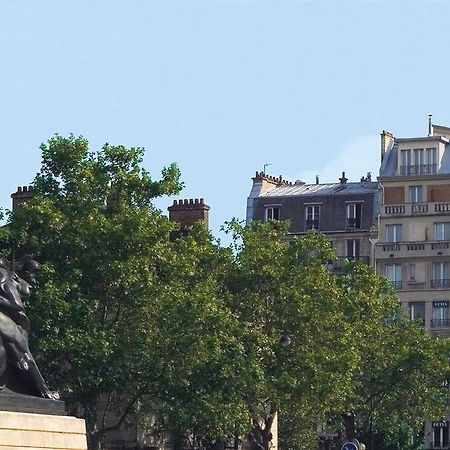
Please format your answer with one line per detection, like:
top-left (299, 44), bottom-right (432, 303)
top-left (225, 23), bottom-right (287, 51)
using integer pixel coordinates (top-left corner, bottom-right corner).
top-left (0, 134), bottom-right (184, 448)
top-left (221, 220), bottom-right (450, 450)
top-left (1, 136), bottom-right (448, 450)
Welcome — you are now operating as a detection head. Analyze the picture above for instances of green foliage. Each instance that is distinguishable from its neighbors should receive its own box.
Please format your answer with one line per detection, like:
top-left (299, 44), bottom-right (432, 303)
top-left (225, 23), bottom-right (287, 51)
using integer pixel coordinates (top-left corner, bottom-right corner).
top-left (0, 134), bottom-right (184, 444)
top-left (1, 135), bottom-right (448, 450)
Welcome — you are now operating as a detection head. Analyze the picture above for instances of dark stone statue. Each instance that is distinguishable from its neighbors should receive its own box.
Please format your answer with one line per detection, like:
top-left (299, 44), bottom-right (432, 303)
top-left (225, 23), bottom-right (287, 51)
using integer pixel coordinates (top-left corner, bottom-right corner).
top-left (0, 257), bottom-right (58, 401)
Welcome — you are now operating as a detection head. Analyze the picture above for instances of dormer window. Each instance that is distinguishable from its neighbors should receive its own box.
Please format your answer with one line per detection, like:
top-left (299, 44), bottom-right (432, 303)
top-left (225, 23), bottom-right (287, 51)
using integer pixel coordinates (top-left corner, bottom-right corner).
top-left (265, 206), bottom-right (280, 221)
top-left (347, 203), bottom-right (362, 229)
top-left (400, 147), bottom-right (437, 175)
top-left (305, 204), bottom-right (320, 230)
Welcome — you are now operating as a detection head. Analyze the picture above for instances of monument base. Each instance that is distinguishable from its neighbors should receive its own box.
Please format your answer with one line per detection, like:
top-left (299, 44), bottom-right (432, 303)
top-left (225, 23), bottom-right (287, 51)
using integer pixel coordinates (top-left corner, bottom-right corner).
top-left (0, 410), bottom-right (87, 450)
top-left (0, 389), bottom-right (66, 415)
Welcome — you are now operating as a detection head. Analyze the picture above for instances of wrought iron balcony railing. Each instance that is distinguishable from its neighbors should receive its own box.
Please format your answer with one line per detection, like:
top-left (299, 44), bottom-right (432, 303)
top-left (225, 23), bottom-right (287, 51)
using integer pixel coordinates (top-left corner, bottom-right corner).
top-left (399, 163), bottom-right (437, 175)
top-left (431, 318), bottom-right (450, 328)
top-left (389, 280), bottom-right (403, 290)
top-left (431, 279), bottom-right (450, 288)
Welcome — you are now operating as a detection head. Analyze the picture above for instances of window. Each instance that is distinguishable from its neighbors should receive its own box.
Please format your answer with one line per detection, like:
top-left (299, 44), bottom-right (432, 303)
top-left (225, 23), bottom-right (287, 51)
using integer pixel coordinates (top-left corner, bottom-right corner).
top-left (400, 147), bottom-right (437, 175)
top-left (305, 205), bottom-right (320, 230)
top-left (408, 302), bottom-right (425, 324)
top-left (432, 262), bottom-right (450, 288)
top-left (414, 148), bottom-right (424, 174)
top-left (432, 422), bottom-right (449, 448)
top-left (409, 186), bottom-right (422, 203)
top-left (432, 301), bottom-right (449, 328)
top-left (386, 224), bottom-right (402, 242)
top-left (409, 263), bottom-right (416, 281)
top-left (347, 203), bottom-right (362, 229)
top-left (265, 206), bottom-right (280, 221)
top-left (427, 147), bottom-right (438, 174)
top-left (435, 223), bottom-right (450, 241)
top-left (386, 264), bottom-right (402, 289)
top-left (346, 239), bottom-right (360, 259)
top-left (400, 149), bottom-right (411, 175)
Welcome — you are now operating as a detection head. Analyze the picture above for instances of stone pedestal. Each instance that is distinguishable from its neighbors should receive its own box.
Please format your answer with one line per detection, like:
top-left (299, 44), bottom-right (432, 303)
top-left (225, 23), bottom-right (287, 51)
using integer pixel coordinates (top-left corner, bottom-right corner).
top-left (0, 410), bottom-right (87, 450)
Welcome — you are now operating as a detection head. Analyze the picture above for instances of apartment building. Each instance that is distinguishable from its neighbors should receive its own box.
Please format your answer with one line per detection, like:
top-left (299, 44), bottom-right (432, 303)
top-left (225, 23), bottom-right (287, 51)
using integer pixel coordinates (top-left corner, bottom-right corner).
top-left (376, 123), bottom-right (450, 450)
top-left (246, 171), bottom-right (380, 268)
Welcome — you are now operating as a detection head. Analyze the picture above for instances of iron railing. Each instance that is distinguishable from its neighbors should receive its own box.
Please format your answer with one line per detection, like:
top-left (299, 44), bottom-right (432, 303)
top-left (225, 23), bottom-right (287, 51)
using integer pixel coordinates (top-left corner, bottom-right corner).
top-left (399, 164), bottom-right (437, 175)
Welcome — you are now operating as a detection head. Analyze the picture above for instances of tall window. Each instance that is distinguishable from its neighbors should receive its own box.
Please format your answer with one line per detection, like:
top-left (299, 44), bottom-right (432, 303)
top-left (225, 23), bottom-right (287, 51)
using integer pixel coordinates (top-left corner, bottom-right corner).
top-left (432, 262), bottom-right (450, 288)
top-left (400, 149), bottom-right (411, 175)
top-left (409, 263), bottom-right (416, 281)
top-left (305, 205), bottom-right (320, 230)
top-left (346, 239), bottom-right (360, 259)
top-left (265, 206), bottom-right (280, 221)
top-left (386, 264), bottom-right (402, 290)
top-left (408, 302), bottom-right (425, 324)
top-left (386, 224), bottom-right (402, 242)
top-left (432, 422), bottom-right (449, 448)
top-left (347, 203), bottom-right (362, 229)
top-left (400, 148), bottom-right (437, 174)
top-left (414, 148), bottom-right (424, 174)
top-left (409, 186), bottom-right (422, 203)
top-left (434, 223), bottom-right (450, 241)
top-left (432, 301), bottom-right (449, 328)
top-left (427, 147), bottom-right (438, 174)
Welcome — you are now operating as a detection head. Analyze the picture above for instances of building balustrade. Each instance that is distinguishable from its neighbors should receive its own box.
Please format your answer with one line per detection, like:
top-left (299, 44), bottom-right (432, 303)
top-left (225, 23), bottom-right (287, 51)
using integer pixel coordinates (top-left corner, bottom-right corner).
top-left (383, 201), bottom-right (450, 216)
top-left (376, 240), bottom-right (450, 258)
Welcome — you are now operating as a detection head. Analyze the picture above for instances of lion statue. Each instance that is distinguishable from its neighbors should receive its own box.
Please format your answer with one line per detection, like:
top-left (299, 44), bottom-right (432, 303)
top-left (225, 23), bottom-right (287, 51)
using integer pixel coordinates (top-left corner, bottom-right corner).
top-left (0, 257), bottom-right (58, 399)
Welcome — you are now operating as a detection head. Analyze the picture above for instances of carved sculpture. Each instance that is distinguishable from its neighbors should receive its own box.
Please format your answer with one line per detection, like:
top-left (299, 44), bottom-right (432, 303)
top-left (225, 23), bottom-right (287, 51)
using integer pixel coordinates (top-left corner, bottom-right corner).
top-left (0, 257), bottom-right (58, 399)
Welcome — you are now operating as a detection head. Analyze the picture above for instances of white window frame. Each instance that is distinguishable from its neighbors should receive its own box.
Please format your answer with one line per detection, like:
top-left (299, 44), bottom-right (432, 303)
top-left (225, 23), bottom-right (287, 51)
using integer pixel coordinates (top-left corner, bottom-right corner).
top-left (434, 222), bottom-right (450, 241)
top-left (346, 202), bottom-right (362, 229)
top-left (265, 206), bottom-right (280, 222)
top-left (409, 185), bottom-right (422, 203)
top-left (305, 204), bottom-right (320, 230)
top-left (386, 263), bottom-right (402, 289)
top-left (426, 147), bottom-right (437, 174)
top-left (414, 148), bottom-right (424, 174)
top-left (386, 224), bottom-right (402, 242)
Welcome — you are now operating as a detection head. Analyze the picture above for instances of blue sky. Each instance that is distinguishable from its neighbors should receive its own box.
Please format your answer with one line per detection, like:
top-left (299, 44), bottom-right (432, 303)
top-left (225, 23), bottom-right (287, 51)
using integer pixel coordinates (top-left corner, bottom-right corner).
top-left (1, 0), bottom-right (450, 242)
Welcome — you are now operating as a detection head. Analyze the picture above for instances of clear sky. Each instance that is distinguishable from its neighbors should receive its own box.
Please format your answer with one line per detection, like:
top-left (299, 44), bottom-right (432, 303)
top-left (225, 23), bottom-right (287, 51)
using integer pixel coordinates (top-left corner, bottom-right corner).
top-left (1, 0), bottom-right (450, 242)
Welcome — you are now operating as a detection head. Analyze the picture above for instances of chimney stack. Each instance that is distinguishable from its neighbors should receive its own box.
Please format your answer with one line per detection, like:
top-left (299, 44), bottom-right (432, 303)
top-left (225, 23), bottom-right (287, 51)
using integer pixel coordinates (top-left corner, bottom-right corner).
top-left (168, 198), bottom-right (210, 229)
top-left (380, 130), bottom-right (394, 162)
top-left (11, 186), bottom-right (33, 212)
top-left (339, 172), bottom-right (348, 185)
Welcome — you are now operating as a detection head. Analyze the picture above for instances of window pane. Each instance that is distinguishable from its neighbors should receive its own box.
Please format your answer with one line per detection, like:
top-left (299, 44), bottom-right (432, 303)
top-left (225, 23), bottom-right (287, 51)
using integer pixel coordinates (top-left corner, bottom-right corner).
top-left (435, 223), bottom-right (450, 240)
top-left (409, 186), bottom-right (422, 203)
top-left (409, 302), bottom-right (425, 322)
top-left (386, 224), bottom-right (401, 242)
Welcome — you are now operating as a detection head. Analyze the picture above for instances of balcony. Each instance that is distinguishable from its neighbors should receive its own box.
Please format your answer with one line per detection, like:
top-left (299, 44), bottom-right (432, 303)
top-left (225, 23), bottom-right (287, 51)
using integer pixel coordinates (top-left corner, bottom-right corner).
top-left (375, 240), bottom-right (450, 259)
top-left (398, 163), bottom-right (437, 175)
top-left (306, 219), bottom-right (320, 230)
top-left (389, 280), bottom-right (403, 290)
top-left (383, 201), bottom-right (450, 217)
top-left (431, 279), bottom-right (450, 288)
top-left (346, 218), bottom-right (361, 230)
top-left (431, 318), bottom-right (450, 328)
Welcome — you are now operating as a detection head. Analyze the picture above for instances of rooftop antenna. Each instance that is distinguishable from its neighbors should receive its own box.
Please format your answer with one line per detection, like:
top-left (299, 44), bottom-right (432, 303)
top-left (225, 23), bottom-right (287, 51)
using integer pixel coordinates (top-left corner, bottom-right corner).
top-left (428, 114), bottom-right (433, 136)
top-left (263, 163), bottom-right (272, 174)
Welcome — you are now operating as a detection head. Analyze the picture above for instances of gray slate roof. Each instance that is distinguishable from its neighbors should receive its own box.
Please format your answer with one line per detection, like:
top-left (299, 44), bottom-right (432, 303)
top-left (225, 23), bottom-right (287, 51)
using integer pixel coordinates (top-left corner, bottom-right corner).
top-left (260, 181), bottom-right (379, 197)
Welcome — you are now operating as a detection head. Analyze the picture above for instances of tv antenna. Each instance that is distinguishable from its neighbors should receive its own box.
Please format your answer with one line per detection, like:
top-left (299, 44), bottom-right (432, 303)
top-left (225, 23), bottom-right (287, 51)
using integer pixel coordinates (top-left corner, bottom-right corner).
top-left (263, 163), bottom-right (272, 174)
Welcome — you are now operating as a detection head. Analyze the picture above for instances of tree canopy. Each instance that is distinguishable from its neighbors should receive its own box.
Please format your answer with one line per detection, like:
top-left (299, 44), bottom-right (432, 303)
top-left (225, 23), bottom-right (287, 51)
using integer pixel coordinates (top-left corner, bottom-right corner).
top-left (1, 135), bottom-right (448, 450)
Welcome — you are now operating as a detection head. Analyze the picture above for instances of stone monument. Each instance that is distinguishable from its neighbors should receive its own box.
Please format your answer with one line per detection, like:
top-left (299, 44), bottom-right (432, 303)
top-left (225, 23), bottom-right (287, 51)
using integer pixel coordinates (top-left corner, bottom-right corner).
top-left (0, 256), bottom-right (87, 450)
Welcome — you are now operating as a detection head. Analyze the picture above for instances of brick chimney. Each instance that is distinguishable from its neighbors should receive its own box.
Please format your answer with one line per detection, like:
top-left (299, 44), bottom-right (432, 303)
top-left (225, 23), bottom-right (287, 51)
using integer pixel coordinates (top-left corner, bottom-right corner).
top-left (168, 198), bottom-right (210, 229)
top-left (11, 186), bottom-right (33, 212)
